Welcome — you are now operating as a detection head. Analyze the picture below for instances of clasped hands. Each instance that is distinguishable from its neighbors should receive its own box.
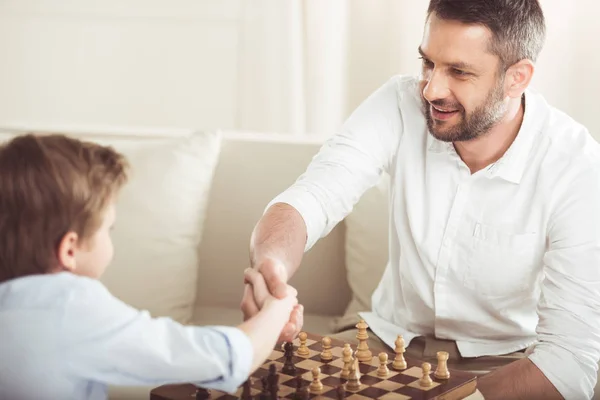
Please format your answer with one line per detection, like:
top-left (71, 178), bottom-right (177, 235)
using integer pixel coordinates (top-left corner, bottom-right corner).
top-left (241, 258), bottom-right (304, 342)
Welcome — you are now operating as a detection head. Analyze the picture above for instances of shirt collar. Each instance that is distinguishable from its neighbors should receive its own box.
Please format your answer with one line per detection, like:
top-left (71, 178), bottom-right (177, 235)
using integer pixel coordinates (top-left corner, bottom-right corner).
top-left (427, 89), bottom-right (543, 184)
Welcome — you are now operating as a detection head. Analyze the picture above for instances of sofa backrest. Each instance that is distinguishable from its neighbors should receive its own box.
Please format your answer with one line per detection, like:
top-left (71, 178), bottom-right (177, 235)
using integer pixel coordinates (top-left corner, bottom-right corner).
top-left (197, 133), bottom-right (351, 317)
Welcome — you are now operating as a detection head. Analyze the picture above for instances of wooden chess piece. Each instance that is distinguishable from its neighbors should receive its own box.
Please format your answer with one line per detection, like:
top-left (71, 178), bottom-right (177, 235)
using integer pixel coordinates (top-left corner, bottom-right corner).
top-left (260, 376), bottom-right (270, 400)
top-left (420, 362), bottom-right (433, 387)
top-left (282, 342), bottom-right (296, 374)
top-left (392, 334), bottom-right (407, 370)
top-left (434, 351), bottom-right (450, 379)
top-left (340, 343), bottom-right (352, 379)
top-left (194, 388), bottom-right (211, 400)
top-left (297, 331), bottom-right (310, 357)
top-left (377, 352), bottom-right (389, 377)
top-left (320, 336), bottom-right (333, 361)
top-left (295, 376), bottom-right (309, 400)
top-left (345, 356), bottom-right (362, 392)
top-left (241, 379), bottom-right (252, 400)
top-left (336, 385), bottom-right (346, 399)
top-left (355, 320), bottom-right (372, 362)
top-left (309, 367), bottom-right (323, 394)
top-left (267, 363), bottom-right (279, 399)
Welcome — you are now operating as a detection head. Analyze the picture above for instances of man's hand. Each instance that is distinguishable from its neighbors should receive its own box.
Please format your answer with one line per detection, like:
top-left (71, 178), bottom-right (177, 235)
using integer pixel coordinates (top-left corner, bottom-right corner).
top-left (241, 258), bottom-right (304, 342)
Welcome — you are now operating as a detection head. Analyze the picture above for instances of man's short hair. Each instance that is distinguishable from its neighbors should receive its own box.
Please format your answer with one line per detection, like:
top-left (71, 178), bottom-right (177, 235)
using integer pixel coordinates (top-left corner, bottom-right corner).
top-left (0, 134), bottom-right (129, 283)
top-left (427, 0), bottom-right (546, 68)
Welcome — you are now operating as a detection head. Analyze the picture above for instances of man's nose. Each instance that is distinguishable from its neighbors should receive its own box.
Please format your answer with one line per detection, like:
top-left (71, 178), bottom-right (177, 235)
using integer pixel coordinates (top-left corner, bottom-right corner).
top-left (422, 70), bottom-right (450, 103)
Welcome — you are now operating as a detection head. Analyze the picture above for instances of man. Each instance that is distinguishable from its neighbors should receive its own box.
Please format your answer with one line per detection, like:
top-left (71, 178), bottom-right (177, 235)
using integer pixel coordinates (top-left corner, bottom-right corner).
top-left (242, 1), bottom-right (600, 399)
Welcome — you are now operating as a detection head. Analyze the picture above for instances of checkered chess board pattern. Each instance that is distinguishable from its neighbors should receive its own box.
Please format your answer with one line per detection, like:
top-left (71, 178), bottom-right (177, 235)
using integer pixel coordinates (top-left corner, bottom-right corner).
top-left (150, 333), bottom-right (477, 400)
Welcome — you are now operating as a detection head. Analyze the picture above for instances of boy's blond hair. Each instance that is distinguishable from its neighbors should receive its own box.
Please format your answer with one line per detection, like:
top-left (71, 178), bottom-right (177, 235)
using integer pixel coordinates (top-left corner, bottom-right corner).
top-left (0, 133), bottom-right (129, 283)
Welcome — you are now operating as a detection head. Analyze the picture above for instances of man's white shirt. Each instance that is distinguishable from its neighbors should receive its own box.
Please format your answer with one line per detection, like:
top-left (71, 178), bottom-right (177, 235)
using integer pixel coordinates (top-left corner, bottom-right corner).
top-left (269, 75), bottom-right (600, 399)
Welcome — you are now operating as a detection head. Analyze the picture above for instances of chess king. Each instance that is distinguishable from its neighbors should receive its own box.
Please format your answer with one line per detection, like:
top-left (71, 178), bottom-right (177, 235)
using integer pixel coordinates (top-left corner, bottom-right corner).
top-left (242, 0), bottom-right (600, 399)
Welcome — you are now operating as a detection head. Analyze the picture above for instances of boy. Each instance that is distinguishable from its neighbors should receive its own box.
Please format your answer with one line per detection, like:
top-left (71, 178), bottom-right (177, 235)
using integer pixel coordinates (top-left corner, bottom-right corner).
top-left (0, 133), bottom-right (299, 400)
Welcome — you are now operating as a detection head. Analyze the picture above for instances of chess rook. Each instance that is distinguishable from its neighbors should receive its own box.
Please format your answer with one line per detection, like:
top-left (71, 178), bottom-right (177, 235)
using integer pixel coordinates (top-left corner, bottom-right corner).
top-left (355, 320), bottom-right (372, 362)
top-left (435, 351), bottom-right (451, 379)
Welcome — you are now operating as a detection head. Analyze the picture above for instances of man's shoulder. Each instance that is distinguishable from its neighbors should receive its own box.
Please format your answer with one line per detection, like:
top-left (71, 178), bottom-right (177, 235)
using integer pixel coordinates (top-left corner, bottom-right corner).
top-left (532, 91), bottom-right (600, 179)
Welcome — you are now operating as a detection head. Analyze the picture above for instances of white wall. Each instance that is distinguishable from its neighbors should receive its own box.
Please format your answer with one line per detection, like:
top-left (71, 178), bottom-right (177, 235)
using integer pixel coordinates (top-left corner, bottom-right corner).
top-left (0, 0), bottom-right (599, 141)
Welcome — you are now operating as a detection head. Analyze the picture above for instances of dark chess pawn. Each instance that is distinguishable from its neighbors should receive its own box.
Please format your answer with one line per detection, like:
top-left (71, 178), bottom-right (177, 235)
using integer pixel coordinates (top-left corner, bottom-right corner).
top-left (268, 364), bottom-right (279, 399)
top-left (195, 388), bottom-right (211, 400)
top-left (240, 378), bottom-right (252, 400)
top-left (294, 376), bottom-right (308, 400)
top-left (260, 376), bottom-right (270, 400)
top-left (336, 385), bottom-right (346, 399)
top-left (282, 342), bottom-right (296, 374)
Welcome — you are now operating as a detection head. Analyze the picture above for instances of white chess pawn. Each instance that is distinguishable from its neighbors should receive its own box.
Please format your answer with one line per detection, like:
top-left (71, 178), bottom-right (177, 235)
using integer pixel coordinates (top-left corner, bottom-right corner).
top-left (320, 336), bottom-right (333, 361)
top-left (392, 335), bottom-right (407, 370)
top-left (377, 352), bottom-right (389, 377)
top-left (297, 331), bottom-right (309, 357)
top-left (420, 362), bottom-right (433, 387)
top-left (341, 343), bottom-right (353, 379)
top-left (309, 367), bottom-right (323, 393)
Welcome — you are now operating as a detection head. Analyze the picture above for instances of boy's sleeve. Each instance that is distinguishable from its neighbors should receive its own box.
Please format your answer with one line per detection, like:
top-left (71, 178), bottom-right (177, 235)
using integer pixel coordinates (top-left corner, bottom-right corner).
top-left (63, 278), bottom-right (253, 393)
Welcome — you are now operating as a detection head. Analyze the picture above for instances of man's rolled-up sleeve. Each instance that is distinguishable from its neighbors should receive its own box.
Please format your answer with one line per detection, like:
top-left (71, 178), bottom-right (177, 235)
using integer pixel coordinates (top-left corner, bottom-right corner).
top-left (267, 76), bottom-right (405, 251)
top-left (529, 166), bottom-right (600, 399)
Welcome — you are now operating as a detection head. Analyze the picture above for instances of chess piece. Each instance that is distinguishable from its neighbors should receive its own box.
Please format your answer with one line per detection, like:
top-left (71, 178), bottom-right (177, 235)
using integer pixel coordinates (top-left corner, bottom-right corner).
top-left (420, 362), bottom-right (433, 387)
top-left (377, 352), bottom-right (390, 377)
top-left (434, 351), bottom-right (450, 379)
top-left (345, 356), bottom-right (362, 392)
top-left (355, 320), bottom-right (372, 362)
top-left (336, 385), bottom-right (346, 399)
top-left (297, 331), bottom-right (309, 357)
top-left (195, 388), bottom-right (211, 400)
top-left (320, 336), bottom-right (333, 361)
top-left (267, 363), bottom-right (279, 399)
top-left (309, 367), bottom-right (323, 394)
top-left (392, 335), bottom-right (407, 370)
top-left (295, 376), bottom-right (309, 400)
top-left (260, 376), bottom-right (270, 400)
top-left (282, 342), bottom-right (296, 374)
top-left (340, 343), bottom-right (353, 379)
top-left (241, 379), bottom-right (252, 400)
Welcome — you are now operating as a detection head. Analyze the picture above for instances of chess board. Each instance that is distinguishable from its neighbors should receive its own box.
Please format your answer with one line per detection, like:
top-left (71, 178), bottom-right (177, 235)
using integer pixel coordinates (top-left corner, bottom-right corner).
top-left (150, 333), bottom-right (477, 400)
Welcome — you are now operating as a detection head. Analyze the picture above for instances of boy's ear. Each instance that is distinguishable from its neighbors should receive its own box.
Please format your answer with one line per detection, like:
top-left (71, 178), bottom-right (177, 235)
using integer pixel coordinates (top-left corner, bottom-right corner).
top-left (57, 231), bottom-right (79, 272)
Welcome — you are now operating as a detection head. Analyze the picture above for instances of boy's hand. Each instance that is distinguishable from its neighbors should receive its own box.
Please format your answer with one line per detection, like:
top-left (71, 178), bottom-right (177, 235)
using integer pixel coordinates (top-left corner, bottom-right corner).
top-left (242, 265), bottom-right (304, 341)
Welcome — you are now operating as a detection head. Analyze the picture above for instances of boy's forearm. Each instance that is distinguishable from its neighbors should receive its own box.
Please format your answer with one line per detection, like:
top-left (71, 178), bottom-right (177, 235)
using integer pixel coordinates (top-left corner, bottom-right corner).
top-left (238, 300), bottom-right (293, 373)
top-left (250, 203), bottom-right (307, 279)
top-left (478, 358), bottom-right (563, 400)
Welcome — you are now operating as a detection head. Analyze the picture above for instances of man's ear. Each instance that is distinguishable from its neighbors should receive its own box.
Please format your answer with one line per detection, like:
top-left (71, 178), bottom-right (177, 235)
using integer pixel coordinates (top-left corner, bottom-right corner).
top-left (57, 231), bottom-right (79, 272)
top-left (505, 59), bottom-right (535, 99)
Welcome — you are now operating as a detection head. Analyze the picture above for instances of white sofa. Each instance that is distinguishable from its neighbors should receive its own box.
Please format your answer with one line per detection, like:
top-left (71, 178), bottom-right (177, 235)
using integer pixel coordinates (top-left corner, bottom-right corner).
top-left (0, 127), bottom-right (390, 400)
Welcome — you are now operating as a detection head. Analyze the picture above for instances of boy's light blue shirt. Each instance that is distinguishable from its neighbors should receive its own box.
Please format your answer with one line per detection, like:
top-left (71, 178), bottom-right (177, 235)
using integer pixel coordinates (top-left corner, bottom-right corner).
top-left (0, 272), bottom-right (253, 400)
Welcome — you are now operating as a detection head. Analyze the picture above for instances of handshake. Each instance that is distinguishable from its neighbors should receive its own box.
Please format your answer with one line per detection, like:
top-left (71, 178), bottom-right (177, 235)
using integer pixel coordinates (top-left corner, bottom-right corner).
top-left (240, 257), bottom-right (304, 342)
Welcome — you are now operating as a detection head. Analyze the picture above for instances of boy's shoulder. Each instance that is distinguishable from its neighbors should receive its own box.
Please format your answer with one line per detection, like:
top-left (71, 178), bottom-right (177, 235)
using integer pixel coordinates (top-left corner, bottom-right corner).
top-left (0, 272), bottom-right (108, 310)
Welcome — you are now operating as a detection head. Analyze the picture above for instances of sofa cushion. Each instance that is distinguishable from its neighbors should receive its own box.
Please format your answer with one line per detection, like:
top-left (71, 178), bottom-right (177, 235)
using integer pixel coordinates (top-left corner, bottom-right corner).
top-left (97, 131), bottom-right (221, 323)
top-left (333, 175), bottom-right (389, 332)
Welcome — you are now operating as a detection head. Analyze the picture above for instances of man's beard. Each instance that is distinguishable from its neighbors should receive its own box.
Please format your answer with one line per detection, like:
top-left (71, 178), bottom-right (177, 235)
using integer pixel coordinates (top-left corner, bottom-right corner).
top-left (422, 79), bottom-right (507, 143)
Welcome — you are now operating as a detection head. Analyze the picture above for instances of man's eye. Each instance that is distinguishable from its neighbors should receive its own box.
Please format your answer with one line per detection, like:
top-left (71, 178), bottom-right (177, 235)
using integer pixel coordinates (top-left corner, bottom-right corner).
top-left (453, 68), bottom-right (468, 76)
top-left (419, 57), bottom-right (433, 68)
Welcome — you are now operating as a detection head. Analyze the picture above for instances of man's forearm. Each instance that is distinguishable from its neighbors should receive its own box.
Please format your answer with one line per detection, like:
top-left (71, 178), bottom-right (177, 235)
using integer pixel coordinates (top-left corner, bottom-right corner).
top-left (477, 358), bottom-right (563, 400)
top-left (249, 202), bottom-right (307, 280)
